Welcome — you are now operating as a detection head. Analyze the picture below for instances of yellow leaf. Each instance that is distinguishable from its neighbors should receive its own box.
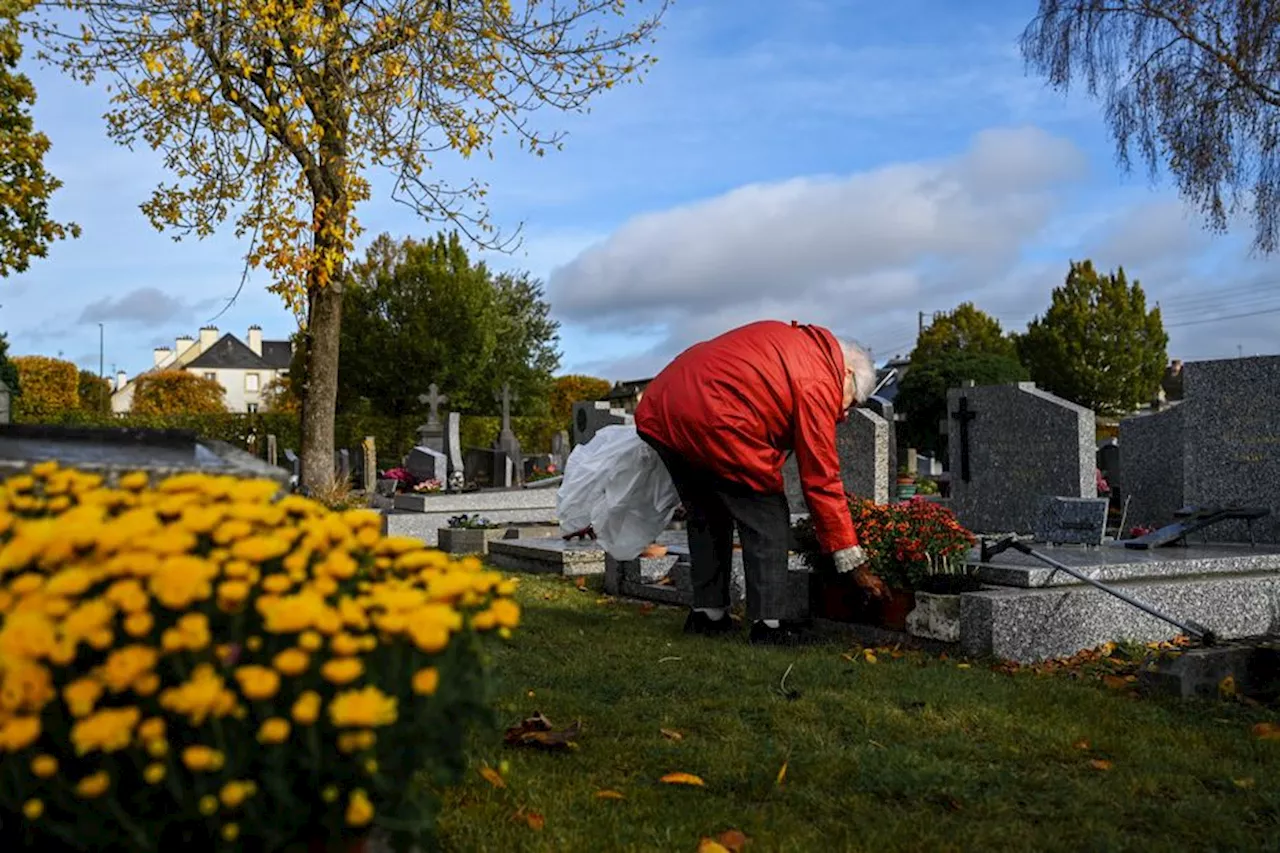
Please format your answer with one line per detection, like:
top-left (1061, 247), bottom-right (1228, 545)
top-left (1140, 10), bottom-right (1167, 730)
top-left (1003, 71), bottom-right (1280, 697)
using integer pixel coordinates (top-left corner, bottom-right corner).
top-left (1252, 722), bottom-right (1280, 740)
top-left (863, 649), bottom-right (878, 664)
top-left (715, 828), bottom-right (751, 852)
top-left (1073, 739), bottom-right (1091, 751)
top-left (1234, 777), bottom-right (1256, 789)
top-left (524, 811), bottom-right (545, 830)
top-left (661, 728), bottom-right (684, 741)
top-left (956, 663), bottom-right (971, 669)
top-left (479, 765), bottom-right (506, 788)
top-left (775, 761), bottom-right (788, 785)
top-left (1089, 759), bottom-right (1113, 771)
top-left (1219, 675), bottom-right (1237, 697)
top-left (594, 790), bottom-right (625, 800)
top-left (1102, 675), bottom-right (1128, 690)
top-left (660, 772), bottom-right (705, 787)
top-left (697, 840), bottom-right (731, 853)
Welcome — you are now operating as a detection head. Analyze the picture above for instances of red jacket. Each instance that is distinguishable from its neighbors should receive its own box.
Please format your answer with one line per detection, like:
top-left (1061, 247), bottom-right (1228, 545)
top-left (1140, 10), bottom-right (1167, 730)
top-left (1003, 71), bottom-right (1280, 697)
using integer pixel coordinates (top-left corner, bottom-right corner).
top-left (634, 320), bottom-right (858, 554)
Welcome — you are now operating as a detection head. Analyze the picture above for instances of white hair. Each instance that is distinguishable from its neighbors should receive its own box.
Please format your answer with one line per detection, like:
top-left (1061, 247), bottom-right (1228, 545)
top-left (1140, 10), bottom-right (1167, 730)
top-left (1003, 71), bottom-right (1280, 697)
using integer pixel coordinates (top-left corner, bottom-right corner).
top-left (840, 339), bottom-right (877, 404)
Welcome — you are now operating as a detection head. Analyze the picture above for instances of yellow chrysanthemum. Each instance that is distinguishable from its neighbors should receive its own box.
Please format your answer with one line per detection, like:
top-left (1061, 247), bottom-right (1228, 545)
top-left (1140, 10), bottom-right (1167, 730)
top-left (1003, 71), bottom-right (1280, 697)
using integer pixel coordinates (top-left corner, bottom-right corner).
top-left (70, 706), bottom-right (141, 755)
top-left (159, 665), bottom-right (238, 725)
top-left (22, 798), bottom-right (43, 820)
top-left (118, 471), bottom-right (150, 491)
top-left (411, 667), bottom-right (440, 696)
top-left (220, 780), bottom-right (253, 808)
top-left (104, 579), bottom-right (149, 613)
top-left (272, 648), bottom-right (310, 677)
top-left (321, 657), bottom-right (364, 685)
top-left (99, 645), bottom-right (159, 693)
top-left (292, 691), bottom-right (321, 725)
top-left (346, 789), bottom-right (374, 827)
top-left (149, 556), bottom-right (218, 610)
top-left (257, 717), bottom-right (291, 744)
top-left (233, 666), bottom-right (280, 701)
top-left (0, 611), bottom-right (58, 660)
top-left (75, 771), bottom-right (110, 799)
top-left (0, 715), bottom-right (40, 751)
top-left (143, 762), bottom-right (166, 784)
top-left (1, 659), bottom-right (54, 714)
top-left (183, 745), bottom-right (224, 772)
top-left (137, 717), bottom-right (165, 743)
top-left (63, 678), bottom-right (104, 718)
top-left (329, 685), bottom-right (397, 728)
top-left (123, 611), bottom-right (154, 638)
top-left (222, 823), bottom-right (240, 842)
top-left (231, 535), bottom-right (293, 564)
top-left (30, 754), bottom-right (57, 778)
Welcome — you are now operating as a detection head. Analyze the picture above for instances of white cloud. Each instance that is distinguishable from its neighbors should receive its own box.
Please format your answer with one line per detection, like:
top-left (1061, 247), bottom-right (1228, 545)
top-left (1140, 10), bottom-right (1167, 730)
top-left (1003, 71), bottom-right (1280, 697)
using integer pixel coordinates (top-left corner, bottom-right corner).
top-left (547, 126), bottom-right (1088, 375)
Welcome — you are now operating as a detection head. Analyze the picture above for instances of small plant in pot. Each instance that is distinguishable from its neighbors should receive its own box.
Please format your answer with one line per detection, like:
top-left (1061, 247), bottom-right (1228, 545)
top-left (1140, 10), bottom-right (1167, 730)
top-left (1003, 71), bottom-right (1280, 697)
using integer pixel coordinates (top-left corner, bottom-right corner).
top-left (438, 515), bottom-right (508, 556)
top-left (895, 467), bottom-right (917, 500)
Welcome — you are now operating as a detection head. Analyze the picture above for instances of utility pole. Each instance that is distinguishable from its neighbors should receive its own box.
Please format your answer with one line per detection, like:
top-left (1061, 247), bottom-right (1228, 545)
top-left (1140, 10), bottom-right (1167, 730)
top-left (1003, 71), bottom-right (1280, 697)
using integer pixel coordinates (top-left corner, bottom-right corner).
top-left (918, 311), bottom-right (926, 336)
top-left (99, 323), bottom-right (105, 380)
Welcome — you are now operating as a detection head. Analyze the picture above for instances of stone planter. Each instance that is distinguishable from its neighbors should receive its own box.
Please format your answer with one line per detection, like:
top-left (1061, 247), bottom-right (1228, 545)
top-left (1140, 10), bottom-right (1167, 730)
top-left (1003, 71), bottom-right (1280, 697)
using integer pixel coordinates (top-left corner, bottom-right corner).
top-left (437, 527), bottom-right (507, 555)
top-left (905, 591), bottom-right (961, 642)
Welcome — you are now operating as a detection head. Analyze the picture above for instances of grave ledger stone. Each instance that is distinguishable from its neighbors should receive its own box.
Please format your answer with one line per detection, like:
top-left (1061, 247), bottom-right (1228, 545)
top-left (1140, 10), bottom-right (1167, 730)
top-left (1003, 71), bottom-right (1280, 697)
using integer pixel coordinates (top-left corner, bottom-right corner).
top-left (947, 382), bottom-right (1095, 534)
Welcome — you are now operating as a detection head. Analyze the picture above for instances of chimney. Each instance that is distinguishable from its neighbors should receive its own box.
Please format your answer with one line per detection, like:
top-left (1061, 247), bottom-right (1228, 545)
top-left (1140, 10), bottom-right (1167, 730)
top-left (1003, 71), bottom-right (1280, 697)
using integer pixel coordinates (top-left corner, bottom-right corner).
top-left (175, 335), bottom-right (195, 358)
top-left (116, 370), bottom-right (127, 392)
top-left (1170, 359), bottom-right (1183, 373)
top-left (247, 325), bottom-right (263, 356)
top-left (153, 346), bottom-right (172, 368)
top-left (199, 326), bottom-right (219, 352)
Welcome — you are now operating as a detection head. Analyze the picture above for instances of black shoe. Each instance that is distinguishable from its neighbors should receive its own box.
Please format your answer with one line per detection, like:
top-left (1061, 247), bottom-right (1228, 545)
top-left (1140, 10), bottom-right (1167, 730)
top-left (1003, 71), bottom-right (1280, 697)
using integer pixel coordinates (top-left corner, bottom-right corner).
top-left (748, 620), bottom-right (825, 646)
top-left (683, 609), bottom-right (736, 637)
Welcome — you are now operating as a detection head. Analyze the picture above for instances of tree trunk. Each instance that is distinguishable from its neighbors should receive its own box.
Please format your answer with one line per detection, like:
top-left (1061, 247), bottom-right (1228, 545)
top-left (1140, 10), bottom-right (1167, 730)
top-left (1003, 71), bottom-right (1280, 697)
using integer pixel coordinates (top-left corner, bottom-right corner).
top-left (300, 280), bottom-right (342, 491)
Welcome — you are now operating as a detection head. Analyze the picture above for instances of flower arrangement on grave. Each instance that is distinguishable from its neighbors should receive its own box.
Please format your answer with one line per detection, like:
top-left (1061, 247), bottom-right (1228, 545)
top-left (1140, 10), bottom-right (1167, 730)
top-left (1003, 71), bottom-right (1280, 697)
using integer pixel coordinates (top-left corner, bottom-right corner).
top-left (412, 478), bottom-right (443, 493)
top-left (915, 477), bottom-right (939, 496)
top-left (380, 467), bottom-right (415, 493)
top-left (1095, 468), bottom-right (1111, 496)
top-left (793, 497), bottom-right (976, 592)
top-left (525, 464), bottom-right (559, 483)
top-left (447, 514), bottom-right (501, 530)
top-left (0, 462), bottom-right (519, 852)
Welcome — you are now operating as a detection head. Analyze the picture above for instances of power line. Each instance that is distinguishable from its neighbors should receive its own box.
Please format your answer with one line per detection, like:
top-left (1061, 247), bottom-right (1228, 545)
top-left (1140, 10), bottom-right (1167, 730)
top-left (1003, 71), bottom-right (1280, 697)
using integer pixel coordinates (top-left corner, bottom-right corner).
top-left (1165, 304), bottom-right (1280, 329)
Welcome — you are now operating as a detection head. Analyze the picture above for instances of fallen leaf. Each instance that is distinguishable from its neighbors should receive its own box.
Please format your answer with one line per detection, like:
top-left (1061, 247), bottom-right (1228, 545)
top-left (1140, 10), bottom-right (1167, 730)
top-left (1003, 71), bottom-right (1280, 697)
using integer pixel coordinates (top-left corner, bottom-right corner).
top-left (661, 728), bottom-right (684, 741)
top-left (1089, 759), bottom-right (1113, 771)
top-left (660, 772), bottom-right (706, 787)
top-left (1100, 641), bottom-right (1117, 657)
top-left (1234, 777), bottom-right (1256, 790)
top-left (956, 663), bottom-right (971, 670)
top-left (1102, 675), bottom-right (1128, 690)
top-left (1219, 675), bottom-right (1237, 698)
top-left (841, 653), bottom-right (856, 663)
top-left (639, 602), bottom-right (656, 615)
top-left (575, 576), bottom-right (587, 589)
top-left (716, 828), bottom-right (751, 851)
top-left (1073, 739), bottom-right (1091, 751)
top-left (775, 761), bottom-right (788, 786)
top-left (697, 840), bottom-right (731, 853)
top-left (1251, 721), bottom-right (1280, 740)
top-left (863, 649), bottom-right (878, 664)
top-left (595, 790), bottom-right (625, 800)
top-left (503, 712), bottom-right (582, 751)
top-left (524, 811), bottom-right (545, 830)
top-left (479, 765), bottom-right (506, 788)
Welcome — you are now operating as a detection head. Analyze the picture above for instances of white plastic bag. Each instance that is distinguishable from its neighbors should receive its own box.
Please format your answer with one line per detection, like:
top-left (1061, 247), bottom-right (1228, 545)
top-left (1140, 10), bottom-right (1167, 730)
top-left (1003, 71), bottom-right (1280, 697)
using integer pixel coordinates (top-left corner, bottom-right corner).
top-left (557, 424), bottom-right (682, 561)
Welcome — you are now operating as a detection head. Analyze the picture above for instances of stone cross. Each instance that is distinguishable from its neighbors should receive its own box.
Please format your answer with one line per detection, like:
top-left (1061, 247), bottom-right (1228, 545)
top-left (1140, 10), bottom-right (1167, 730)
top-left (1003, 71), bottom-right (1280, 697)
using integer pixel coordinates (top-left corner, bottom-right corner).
top-left (418, 383), bottom-right (448, 429)
top-left (495, 381), bottom-right (519, 433)
top-left (950, 395), bottom-right (977, 484)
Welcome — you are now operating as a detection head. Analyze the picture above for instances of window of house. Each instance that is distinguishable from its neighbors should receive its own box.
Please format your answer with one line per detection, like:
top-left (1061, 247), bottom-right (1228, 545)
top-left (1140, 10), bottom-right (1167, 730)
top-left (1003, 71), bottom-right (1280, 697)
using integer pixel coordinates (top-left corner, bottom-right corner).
top-left (245, 373), bottom-right (260, 392)
top-left (246, 403), bottom-right (259, 414)
top-left (204, 372), bottom-right (216, 382)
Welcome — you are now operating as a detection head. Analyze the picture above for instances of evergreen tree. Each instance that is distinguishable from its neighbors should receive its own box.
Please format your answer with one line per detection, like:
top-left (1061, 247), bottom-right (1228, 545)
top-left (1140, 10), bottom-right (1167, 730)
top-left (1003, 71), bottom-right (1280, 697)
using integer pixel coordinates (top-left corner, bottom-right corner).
top-left (912, 302), bottom-right (1019, 363)
top-left (1018, 260), bottom-right (1168, 416)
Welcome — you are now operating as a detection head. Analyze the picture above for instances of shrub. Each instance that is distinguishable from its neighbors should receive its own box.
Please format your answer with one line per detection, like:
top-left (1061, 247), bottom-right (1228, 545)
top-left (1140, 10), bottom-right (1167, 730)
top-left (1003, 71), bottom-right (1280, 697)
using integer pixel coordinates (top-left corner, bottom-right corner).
top-left (12, 355), bottom-right (78, 420)
top-left (132, 370), bottom-right (228, 415)
top-left (0, 462), bottom-right (520, 851)
top-left (77, 371), bottom-right (111, 415)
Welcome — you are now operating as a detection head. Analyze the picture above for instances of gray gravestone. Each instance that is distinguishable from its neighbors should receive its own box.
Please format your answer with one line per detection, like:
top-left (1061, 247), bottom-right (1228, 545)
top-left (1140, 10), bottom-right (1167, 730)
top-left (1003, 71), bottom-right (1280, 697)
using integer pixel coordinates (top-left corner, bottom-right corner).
top-left (783, 407), bottom-right (890, 511)
top-left (350, 446), bottom-right (365, 490)
top-left (1033, 496), bottom-right (1109, 545)
top-left (572, 400), bottom-right (633, 447)
top-left (1177, 356), bottom-right (1280, 543)
top-left (1118, 407), bottom-right (1185, 533)
top-left (0, 378), bottom-right (11, 425)
top-left (405, 446), bottom-right (447, 483)
top-left (416, 383), bottom-right (447, 452)
top-left (865, 394), bottom-right (896, 496)
top-left (283, 449), bottom-right (300, 480)
top-left (493, 381), bottom-right (523, 485)
top-left (266, 434), bottom-right (278, 467)
top-left (550, 430), bottom-right (569, 471)
top-left (1097, 438), bottom-right (1119, 485)
top-left (947, 382), bottom-right (1096, 534)
top-left (335, 449), bottom-right (351, 483)
top-left (443, 412), bottom-right (465, 484)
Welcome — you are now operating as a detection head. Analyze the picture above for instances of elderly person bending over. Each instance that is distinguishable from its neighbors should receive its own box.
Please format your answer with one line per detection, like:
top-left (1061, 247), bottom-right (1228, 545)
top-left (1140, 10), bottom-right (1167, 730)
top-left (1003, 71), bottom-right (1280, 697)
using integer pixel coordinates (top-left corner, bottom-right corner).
top-left (635, 320), bottom-right (887, 646)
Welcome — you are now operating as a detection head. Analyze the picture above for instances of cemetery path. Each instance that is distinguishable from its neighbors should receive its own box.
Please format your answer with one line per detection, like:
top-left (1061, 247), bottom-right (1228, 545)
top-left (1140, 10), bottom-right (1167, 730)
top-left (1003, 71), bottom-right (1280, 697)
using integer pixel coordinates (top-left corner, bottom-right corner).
top-left (436, 575), bottom-right (1280, 852)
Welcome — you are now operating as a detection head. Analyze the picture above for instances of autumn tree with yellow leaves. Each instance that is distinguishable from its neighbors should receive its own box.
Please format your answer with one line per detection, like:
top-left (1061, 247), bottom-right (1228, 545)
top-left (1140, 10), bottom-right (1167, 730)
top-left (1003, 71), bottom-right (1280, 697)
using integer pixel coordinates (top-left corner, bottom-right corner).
top-left (29, 0), bottom-right (666, 488)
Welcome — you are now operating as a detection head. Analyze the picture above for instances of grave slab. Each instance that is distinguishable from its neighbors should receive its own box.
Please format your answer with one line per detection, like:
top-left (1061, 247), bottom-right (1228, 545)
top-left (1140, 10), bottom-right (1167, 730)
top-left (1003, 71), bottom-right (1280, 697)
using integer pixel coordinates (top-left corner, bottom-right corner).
top-left (971, 542), bottom-right (1280, 588)
top-left (382, 509), bottom-right (557, 546)
top-left (393, 489), bottom-right (557, 513)
top-left (486, 538), bottom-right (605, 576)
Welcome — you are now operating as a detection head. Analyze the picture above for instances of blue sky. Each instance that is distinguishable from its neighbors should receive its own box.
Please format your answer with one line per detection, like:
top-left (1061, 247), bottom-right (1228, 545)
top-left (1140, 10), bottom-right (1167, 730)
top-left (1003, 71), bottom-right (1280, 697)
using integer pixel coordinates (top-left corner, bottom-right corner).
top-left (10, 0), bottom-right (1279, 385)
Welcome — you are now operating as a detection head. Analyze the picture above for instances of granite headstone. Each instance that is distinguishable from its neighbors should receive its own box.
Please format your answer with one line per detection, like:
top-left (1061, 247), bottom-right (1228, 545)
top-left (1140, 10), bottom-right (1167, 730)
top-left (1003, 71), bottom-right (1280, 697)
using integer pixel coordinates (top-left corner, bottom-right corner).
top-left (783, 407), bottom-right (891, 511)
top-left (1033, 496), bottom-right (1109, 545)
top-left (405, 446), bottom-right (447, 483)
top-left (572, 400), bottom-right (633, 447)
top-left (947, 382), bottom-right (1096, 534)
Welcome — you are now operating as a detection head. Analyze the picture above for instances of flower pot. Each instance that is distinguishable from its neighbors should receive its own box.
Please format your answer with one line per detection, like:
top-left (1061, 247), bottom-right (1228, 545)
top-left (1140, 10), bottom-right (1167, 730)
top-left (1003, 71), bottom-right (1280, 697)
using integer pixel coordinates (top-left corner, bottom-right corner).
top-left (810, 574), bottom-right (914, 630)
top-left (877, 588), bottom-right (916, 631)
top-left (896, 483), bottom-right (918, 500)
top-left (438, 526), bottom-right (507, 555)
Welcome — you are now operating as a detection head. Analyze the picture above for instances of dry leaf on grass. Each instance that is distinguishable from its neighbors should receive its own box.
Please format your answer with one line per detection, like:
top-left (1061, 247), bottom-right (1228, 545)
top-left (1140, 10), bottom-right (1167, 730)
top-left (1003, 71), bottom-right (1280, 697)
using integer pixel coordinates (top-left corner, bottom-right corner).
top-left (863, 649), bottom-right (878, 664)
top-left (1089, 759), bottom-right (1113, 771)
top-left (1102, 675), bottom-right (1128, 690)
top-left (1073, 739), bottom-right (1091, 751)
top-left (661, 727), bottom-right (684, 741)
top-left (715, 829), bottom-right (751, 851)
top-left (511, 808), bottom-right (545, 830)
top-left (775, 761), bottom-right (788, 786)
top-left (697, 840), bottom-right (731, 853)
top-left (503, 711), bottom-right (582, 751)
top-left (479, 765), bottom-right (506, 788)
top-left (639, 602), bottom-right (656, 615)
top-left (1234, 777), bottom-right (1256, 789)
top-left (575, 576), bottom-right (587, 590)
top-left (1251, 722), bottom-right (1280, 740)
top-left (660, 772), bottom-right (706, 787)
top-left (595, 790), bottom-right (625, 800)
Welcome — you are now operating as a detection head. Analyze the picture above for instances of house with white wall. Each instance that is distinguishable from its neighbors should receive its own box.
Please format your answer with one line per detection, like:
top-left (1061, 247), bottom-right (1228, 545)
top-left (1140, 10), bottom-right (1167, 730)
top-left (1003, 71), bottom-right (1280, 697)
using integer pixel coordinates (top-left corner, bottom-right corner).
top-left (111, 325), bottom-right (293, 414)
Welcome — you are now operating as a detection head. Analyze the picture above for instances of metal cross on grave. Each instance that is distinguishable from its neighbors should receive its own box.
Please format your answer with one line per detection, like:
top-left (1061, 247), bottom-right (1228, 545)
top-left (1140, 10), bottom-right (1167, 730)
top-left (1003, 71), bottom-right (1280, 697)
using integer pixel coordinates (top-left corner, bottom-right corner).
top-left (950, 395), bottom-right (977, 484)
top-left (494, 381), bottom-right (519, 433)
top-left (418, 383), bottom-right (447, 428)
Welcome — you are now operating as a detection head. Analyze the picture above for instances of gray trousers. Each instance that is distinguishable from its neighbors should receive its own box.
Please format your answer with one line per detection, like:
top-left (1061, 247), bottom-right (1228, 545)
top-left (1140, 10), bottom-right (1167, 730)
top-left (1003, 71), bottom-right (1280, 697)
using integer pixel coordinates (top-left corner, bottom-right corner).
top-left (640, 432), bottom-right (793, 621)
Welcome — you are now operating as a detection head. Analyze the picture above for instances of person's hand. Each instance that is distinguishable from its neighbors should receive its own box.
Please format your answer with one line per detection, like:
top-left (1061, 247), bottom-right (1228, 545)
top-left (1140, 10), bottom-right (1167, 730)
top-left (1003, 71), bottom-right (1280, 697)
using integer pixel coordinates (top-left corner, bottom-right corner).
top-left (853, 569), bottom-right (889, 599)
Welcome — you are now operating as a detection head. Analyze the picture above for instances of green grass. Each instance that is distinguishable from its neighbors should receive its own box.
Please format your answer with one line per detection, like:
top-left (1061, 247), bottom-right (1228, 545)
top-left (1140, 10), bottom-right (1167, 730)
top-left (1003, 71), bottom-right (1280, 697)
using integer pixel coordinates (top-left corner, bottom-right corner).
top-left (435, 575), bottom-right (1280, 852)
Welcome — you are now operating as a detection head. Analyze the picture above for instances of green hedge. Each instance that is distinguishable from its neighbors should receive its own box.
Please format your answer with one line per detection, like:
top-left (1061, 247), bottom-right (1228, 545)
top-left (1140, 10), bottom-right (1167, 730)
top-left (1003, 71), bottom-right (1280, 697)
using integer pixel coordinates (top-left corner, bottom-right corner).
top-left (22, 411), bottom-right (565, 469)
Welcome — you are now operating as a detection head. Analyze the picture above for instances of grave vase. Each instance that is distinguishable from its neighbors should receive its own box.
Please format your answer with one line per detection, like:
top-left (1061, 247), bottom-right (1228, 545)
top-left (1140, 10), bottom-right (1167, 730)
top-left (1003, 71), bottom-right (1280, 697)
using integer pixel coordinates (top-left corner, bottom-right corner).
top-left (809, 573), bottom-right (915, 630)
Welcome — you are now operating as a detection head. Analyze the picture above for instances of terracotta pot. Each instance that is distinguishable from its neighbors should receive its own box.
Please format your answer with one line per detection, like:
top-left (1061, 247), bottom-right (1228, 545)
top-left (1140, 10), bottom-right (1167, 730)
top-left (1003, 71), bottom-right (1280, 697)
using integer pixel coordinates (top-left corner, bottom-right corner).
top-left (877, 588), bottom-right (916, 632)
top-left (640, 543), bottom-right (668, 558)
top-left (810, 573), bottom-right (915, 630)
